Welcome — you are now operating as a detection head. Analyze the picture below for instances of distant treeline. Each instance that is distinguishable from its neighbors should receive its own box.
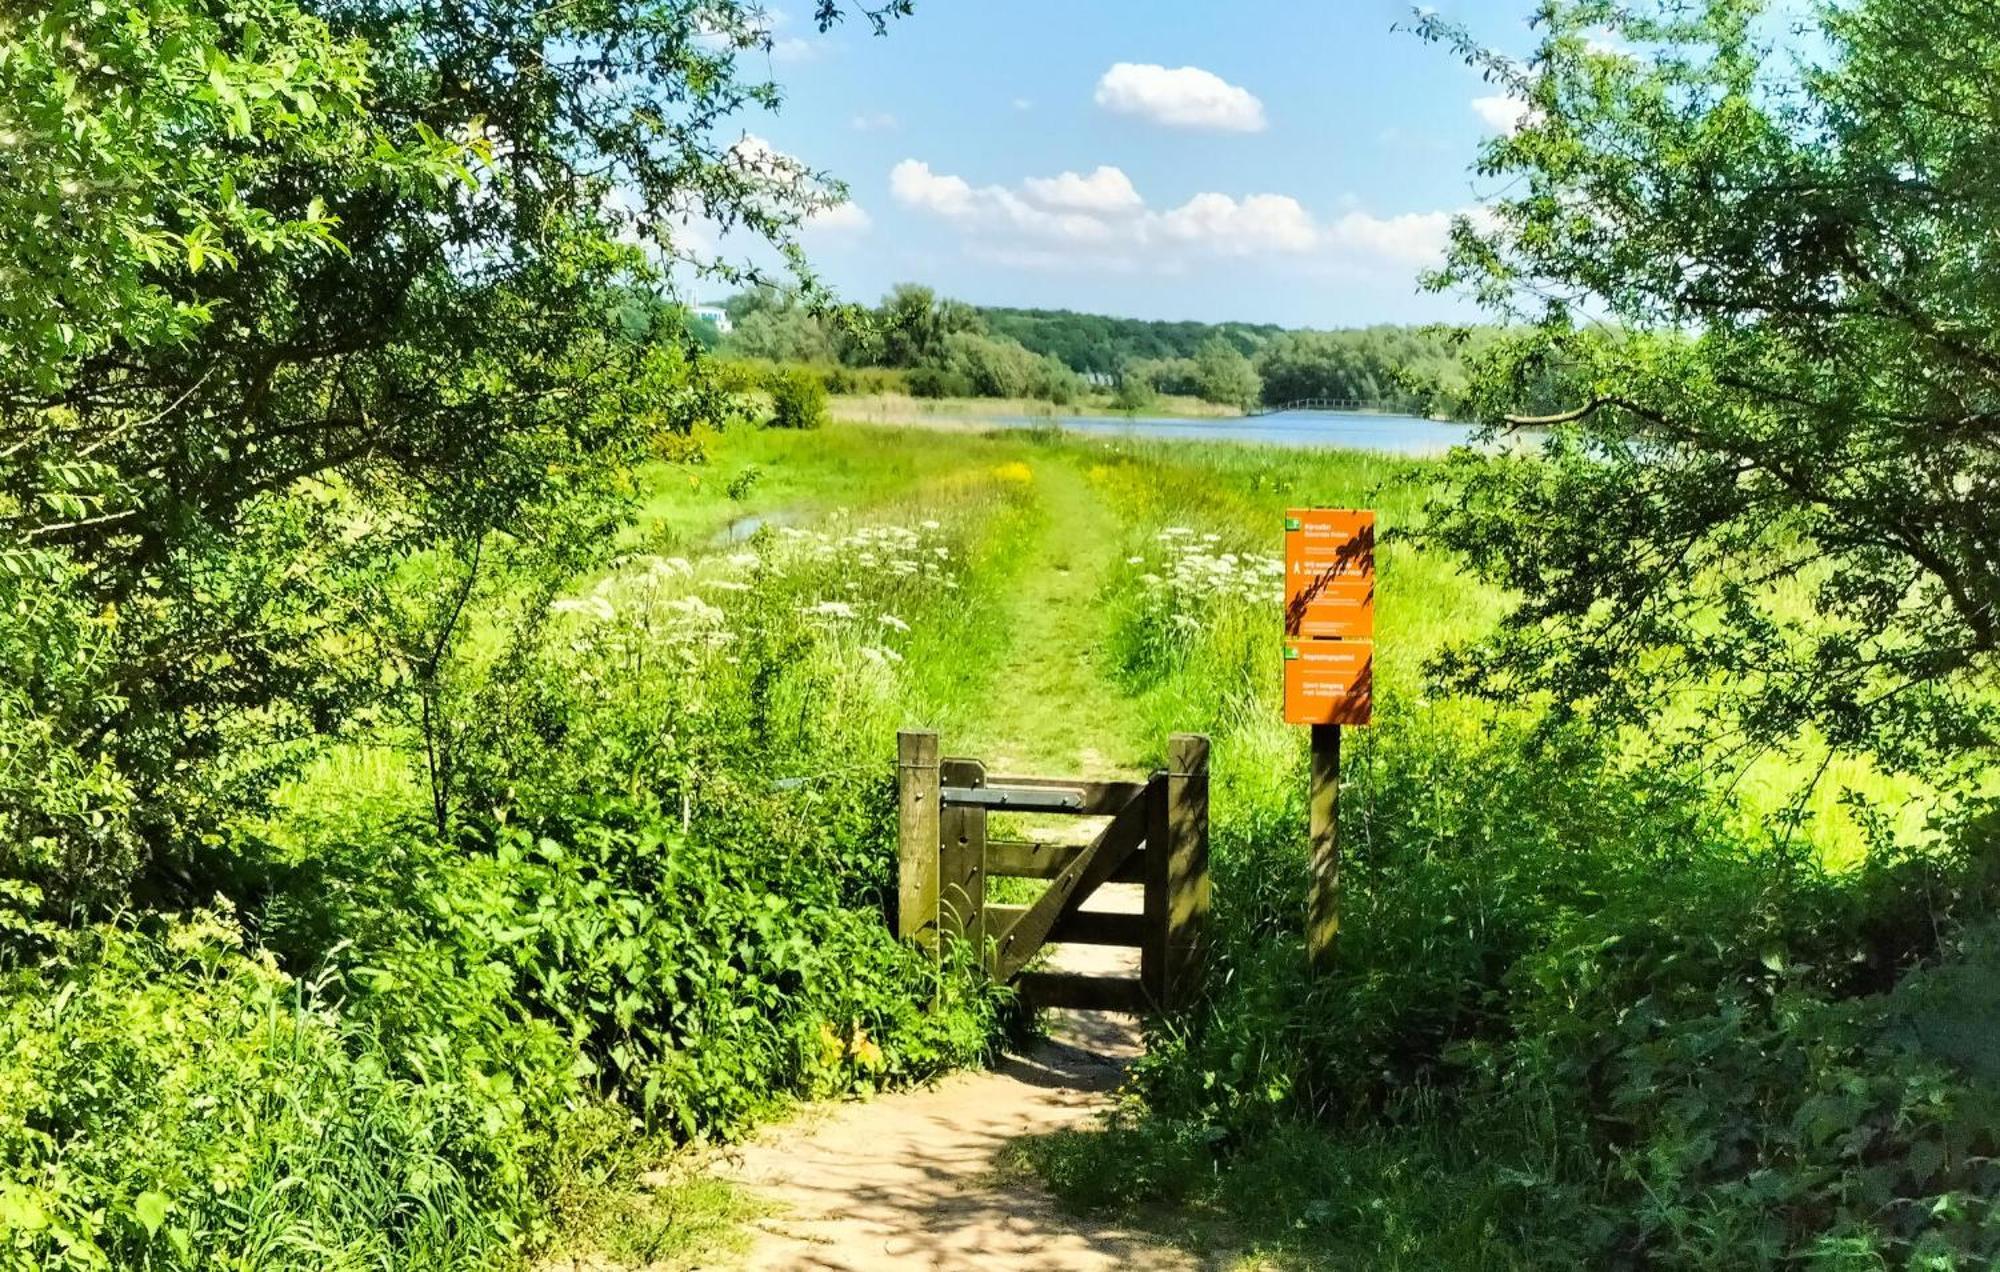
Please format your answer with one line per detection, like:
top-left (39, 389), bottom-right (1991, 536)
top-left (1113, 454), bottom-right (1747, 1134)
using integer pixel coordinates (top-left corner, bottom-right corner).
top-left (981, 306), bottom-right (1504, 417)
top-left (979, 308), bottom-right (1286, 376)
top-left (694, 284), bottom-right (1499, 418)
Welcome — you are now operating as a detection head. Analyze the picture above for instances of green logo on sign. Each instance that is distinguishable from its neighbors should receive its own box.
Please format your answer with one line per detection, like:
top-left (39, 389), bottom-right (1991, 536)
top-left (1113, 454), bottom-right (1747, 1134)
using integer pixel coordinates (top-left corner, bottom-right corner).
top-left (1284, 516), bottom-right (1301, 531)
top-left (1284, 646), bottom-right (1300, 660)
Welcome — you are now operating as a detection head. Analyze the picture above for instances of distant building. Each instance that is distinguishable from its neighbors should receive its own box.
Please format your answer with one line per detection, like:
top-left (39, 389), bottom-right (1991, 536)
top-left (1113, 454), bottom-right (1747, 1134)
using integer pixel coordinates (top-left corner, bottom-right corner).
top-left (690, 304), bottom-right (733, 335)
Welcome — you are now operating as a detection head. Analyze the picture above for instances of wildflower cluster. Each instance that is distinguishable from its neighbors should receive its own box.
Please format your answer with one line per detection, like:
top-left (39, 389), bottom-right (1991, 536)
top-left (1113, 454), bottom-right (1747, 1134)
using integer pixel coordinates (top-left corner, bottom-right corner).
top-left (1115, 525), bottom-right (1284, 686)
top-left (1132, 527), bottom-right (1283, 631)
top-left (545, 517), bottom-right (962, 676)
top-left (551, 554), bottom-right (731, 655)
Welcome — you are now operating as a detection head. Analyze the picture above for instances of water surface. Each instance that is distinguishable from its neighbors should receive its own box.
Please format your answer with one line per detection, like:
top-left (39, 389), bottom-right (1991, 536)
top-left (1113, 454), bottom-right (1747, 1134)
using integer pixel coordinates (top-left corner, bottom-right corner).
top-left (975, 409), bottom-right (1480, 455)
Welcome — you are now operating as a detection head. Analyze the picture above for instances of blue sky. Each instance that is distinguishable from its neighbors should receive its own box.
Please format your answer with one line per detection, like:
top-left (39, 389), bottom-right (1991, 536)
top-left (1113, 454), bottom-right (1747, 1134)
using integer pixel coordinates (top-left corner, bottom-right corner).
top-left (706, 1), bottom-right (1537, 328)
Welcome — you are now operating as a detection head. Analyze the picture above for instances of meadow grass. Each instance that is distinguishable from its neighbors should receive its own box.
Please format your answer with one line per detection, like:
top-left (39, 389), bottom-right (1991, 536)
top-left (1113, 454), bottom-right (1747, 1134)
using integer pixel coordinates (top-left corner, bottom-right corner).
top-left (646, 420), bottom-right (1904, 860)
top-left (225, 417), bottom-right (1945, 1268)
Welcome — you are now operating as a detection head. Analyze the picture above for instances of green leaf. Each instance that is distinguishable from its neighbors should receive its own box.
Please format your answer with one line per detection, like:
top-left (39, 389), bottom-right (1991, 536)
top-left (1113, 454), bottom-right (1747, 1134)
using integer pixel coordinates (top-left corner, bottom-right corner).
top-left (133, 1190), bottom-right (170, 1237)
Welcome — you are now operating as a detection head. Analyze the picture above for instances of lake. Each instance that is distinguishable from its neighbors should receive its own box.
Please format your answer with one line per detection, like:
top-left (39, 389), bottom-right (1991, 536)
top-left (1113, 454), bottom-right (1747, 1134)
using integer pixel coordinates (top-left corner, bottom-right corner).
top-left (970, 409), bottom-right (1481, 454)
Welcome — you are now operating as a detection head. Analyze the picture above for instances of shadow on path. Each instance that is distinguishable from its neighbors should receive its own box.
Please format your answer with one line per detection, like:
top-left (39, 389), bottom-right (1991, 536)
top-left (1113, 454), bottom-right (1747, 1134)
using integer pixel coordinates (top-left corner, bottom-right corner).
top-left (716, 1002), bottom-right (1192, 1271)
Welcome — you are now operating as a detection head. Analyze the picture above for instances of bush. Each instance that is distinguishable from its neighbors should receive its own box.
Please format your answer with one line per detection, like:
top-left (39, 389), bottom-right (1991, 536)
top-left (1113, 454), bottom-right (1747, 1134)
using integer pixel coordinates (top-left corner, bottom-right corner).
top-left (400, 512), bottom-right (1009, 1126)
top-left (1110, 375), bottom-right (1159, 413)
top-left (819, 364), bottom-right (910, 396)
top-left (906, 363), bottom-right (974, 399)
top-left (0, 495), bottom-right (1024, 1269)
top-left (0, 899), bottom-right (591, 1269)
top-left (1041, 706), bottom-right (2000, 1266)
top-left (443, 801), bottom-right (996, 1136)
top-left (725, 465), bottom-right (762, 501)
top-left (765, 366), bottom-right (827, 429)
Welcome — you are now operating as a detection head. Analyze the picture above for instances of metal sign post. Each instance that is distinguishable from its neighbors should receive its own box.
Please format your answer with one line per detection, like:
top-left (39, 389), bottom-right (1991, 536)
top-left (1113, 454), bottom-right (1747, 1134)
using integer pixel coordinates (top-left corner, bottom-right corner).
top-left (1282, 508), bottom-right (1375, 971)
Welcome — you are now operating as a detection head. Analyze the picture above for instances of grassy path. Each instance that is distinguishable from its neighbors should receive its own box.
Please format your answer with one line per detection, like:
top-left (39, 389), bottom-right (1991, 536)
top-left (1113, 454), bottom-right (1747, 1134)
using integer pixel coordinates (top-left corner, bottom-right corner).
top-left (704, 443), bottom-right (1193, 1270)
top-left (955, 455), bottom-right (1152, 778)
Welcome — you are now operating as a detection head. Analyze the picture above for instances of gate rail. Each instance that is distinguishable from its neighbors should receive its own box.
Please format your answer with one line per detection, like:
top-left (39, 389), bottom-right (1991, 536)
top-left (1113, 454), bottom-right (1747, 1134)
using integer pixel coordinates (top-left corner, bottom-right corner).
top-left (896, 731), bottom-right (1210, 1013)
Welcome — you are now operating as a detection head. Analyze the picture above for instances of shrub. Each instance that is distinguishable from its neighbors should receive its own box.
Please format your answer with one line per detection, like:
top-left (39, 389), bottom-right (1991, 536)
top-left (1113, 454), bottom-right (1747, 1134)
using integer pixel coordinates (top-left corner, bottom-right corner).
top-left (0, 900), bottom-right (589, 1270)
top-left (906, 363), bottom-right (973, 398)
top-left (765, 366), bottom-right (827, 429)
top-left (1043, 706), bottom-right (2000, 1266)
top-left (1111, 375), bottom-right (1159, 413)
top-left (726, 465), bottom-right (763, 501)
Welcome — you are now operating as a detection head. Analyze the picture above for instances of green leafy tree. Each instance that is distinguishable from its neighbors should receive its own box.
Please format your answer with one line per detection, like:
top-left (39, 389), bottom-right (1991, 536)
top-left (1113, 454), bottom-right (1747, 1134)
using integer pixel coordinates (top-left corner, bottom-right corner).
top-left (1, 0), bottom-right (897, 904)
top-left (1417, 0), bottom-right (2000, 785)
top-left (874, 283), bottom-right (980, 367)
top-left (766, 366), bottom-right (828, 429)
top-left (1192, 336), bottom-right (1262, 410)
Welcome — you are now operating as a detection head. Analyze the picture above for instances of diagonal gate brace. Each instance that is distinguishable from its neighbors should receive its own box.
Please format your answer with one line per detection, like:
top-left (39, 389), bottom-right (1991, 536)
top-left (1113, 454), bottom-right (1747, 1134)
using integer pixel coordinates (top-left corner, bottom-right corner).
top-left (988, 793), bottom-right (1149, 982)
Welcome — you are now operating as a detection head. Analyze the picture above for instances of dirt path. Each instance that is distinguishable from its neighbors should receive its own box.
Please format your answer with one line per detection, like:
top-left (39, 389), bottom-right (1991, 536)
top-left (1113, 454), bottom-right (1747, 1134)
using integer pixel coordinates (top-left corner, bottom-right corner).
top-left (711, 454), bottom-right (1192, 1270)
top-left (715, 1010), bottom-right (1191, 1271)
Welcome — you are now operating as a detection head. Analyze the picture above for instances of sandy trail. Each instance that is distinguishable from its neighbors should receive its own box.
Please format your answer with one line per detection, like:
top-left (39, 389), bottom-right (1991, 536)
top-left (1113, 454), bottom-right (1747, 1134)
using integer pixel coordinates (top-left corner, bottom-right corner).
top-left (718, 995), bottom-right (1190, 1270)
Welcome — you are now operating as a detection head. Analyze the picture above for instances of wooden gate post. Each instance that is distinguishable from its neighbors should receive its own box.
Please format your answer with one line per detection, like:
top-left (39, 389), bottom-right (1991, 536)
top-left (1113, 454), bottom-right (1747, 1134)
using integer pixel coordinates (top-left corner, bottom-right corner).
top-left (1145, 733), bottom-right (1210, 1009)
top-left (938, 757), bottom-right (987, 955)
top-left (896, 730), bottom-right (941, 952)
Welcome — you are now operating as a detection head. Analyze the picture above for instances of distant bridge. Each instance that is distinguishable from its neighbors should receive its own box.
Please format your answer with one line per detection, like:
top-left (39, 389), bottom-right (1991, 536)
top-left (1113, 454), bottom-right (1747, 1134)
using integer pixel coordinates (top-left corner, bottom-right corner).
top-left (1246, 397), bottom-right (1406, 417)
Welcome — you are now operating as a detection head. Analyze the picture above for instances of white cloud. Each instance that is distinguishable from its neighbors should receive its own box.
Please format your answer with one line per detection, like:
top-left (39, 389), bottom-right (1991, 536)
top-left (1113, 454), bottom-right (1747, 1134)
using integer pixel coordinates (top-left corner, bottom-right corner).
top-left (1094, 62), bottom-right (1267, 133)
top-left (889, 159), bottom-right (978, 219)
top-left (1020, 166), bottom-right (1144, 215)
top-left (808, 201), bottom-right (871, 233)
top-left (888, 157), bottom-right (1471, 278)
top-left (1323, 209), bottom-right (1455, 266)
top-left (1155, 193), bottom-right (1318, 254)
top-left (850, 111), bottom-right (899, 132)
top-left (1472, 94), bottom-right (1532, 134)
top-left (1011, 97), bottom-right (1033, 111)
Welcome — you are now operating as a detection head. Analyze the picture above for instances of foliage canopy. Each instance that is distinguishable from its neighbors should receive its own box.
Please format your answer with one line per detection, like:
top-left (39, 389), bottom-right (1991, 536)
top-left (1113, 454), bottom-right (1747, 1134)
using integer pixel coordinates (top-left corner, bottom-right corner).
top-left (1421, 0), bottom-right (2000, 785)
top-left (0, 0), bottom-right (895, 904)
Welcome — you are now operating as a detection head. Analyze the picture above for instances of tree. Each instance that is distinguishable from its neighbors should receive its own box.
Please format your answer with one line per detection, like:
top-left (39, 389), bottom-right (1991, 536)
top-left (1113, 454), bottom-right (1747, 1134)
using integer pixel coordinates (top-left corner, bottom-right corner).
top-left (874, 284), bottom-right (980, 367)
top-left (728, 307), bottom-right (839, 364)
top-left (1416, 0), bottom-right (2000, 787)
top-left (1192, 336), bottom-right (1262, 410)
top-left (1, 0), bottom-right (900, 904)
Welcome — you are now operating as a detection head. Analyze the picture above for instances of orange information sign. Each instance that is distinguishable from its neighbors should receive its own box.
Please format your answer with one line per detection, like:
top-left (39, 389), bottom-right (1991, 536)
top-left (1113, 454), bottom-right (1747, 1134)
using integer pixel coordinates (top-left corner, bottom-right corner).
top-left (1283, 640), bottom-right (1374, 726)
top-left (1283, 509), bottom-right (1375, 725)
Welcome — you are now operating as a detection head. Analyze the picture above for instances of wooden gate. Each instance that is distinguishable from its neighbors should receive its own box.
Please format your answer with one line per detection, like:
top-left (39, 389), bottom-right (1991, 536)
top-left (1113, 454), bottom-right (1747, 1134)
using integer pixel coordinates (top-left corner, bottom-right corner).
top-left (894, 731), bottom-right (1210, 1013)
